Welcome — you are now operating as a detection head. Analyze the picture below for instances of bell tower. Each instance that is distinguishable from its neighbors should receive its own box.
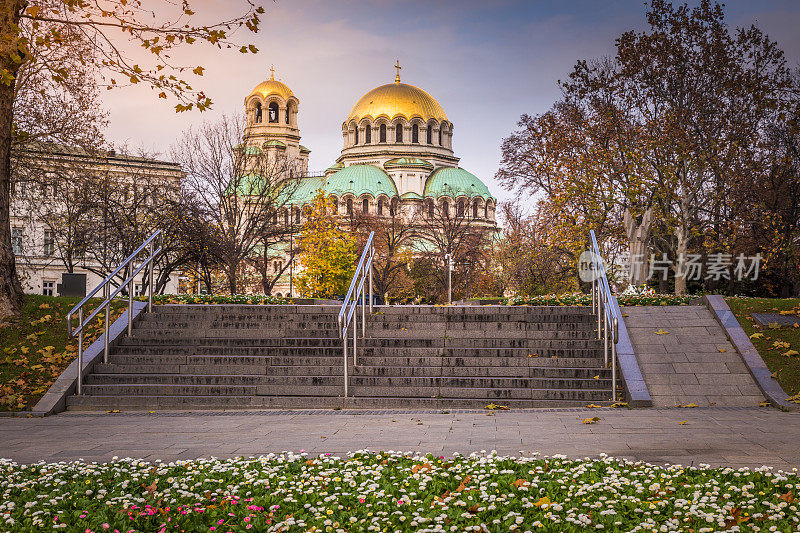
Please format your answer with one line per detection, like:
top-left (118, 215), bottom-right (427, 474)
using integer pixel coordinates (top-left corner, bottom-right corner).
top-left (242, 67), bottom-right (309, 175)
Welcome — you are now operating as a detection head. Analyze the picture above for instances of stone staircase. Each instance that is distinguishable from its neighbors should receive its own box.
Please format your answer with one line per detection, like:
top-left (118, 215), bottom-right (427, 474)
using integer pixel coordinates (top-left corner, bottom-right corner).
top-left (66, 305), bottom-right (613, 410)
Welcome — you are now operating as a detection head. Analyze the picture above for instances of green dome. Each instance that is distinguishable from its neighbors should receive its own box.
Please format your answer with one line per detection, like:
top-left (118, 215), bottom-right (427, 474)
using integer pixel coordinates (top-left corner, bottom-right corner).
top-left (324, 164), bottom-right (398, 198)
top-left (299, 145), bottom-right (311, 153)
top-left (400, 191), bottom-right (423, 200)
top-left (424, 167), bottom-right (493, 200)
top-left (263, 140), bottom-right (286, 149)
top-left (235, 144), bottom-right (262, 156)
top-left (384, 157), bottom-right (433, 171)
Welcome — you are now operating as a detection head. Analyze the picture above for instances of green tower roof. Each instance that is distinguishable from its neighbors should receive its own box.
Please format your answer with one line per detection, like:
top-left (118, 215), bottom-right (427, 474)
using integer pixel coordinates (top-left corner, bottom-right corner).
top-left (424, 167), bottom-right (494, 200)
top-left (383, 157), bottom-right (434, 171)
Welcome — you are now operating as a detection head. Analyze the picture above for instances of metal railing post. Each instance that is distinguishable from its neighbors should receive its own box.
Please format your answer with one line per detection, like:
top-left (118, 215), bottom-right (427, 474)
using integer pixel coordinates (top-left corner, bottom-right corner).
top-left (591, 277), bottom-right (596, 314)
top-left (148, 239), bottom-right (154, 313)
top-left (362, 278), bottom-right (366, 338)
top-left (603, 303), bottom-right (609, 367)
top-left (343, 327), bottom-right (348, 398)
top-left (369, 253), bottom-right (374, 313)
top-left (353, 308), bottom-right (357, 367)
top-left (127, 273), bottom-right (133, 335)
top-left (77, 308), bottom-right (84, 395)
top-left (446, 253), bottom-right (452, 304)
top-left (612, 317), bottom-right (618, 401)
top-left (597, 286), bottom-right (602, 340)
top-left (103, 284), bottom-right (110, 364)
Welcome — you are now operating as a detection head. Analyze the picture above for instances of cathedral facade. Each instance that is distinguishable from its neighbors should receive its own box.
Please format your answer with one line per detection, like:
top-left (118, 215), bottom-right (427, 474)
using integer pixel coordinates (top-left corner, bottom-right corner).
top-left (240, 66), bottom-right (497, 296)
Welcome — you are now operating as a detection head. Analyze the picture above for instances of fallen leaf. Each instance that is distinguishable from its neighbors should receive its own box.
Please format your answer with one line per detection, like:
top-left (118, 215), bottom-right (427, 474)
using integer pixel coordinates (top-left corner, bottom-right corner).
top-left (532, 496), bottom-right (551, 508)
top-left (679, 421), bottom-right (688, 425)
top-left (759, 401), bottom-right (771, 407)
top-left (585, 404), bottom-right (602, 408)
top-left (654, 329), bottom-right (669, 335)
top-left (749, 332), bottom-right (764, 340)
top-left (592, 375), bottom-right (600, 380)
top-left (782, 350), bottom-right (799, 357)
top-left (484, 404), bottom-right (509, 411)
top-left (582, 417), bottom-right (600, 424)
top-left (718, 348), bottom-right (726, 353)
top-left (682, 403), bottom-right (698, 408)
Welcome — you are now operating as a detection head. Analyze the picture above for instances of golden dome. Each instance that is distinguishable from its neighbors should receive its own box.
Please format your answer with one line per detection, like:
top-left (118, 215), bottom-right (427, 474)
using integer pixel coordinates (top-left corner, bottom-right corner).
top-left (347, 82), bottom-right (448, 123)
top-left (249, 71), bottom-right (294, 101)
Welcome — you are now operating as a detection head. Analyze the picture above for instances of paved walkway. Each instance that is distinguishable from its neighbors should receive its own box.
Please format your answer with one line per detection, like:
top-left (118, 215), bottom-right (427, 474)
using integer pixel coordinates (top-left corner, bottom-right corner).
top-left (1, 407), bottom-right (798, 471)
top-left (624, 306), bottom-right (765, 407)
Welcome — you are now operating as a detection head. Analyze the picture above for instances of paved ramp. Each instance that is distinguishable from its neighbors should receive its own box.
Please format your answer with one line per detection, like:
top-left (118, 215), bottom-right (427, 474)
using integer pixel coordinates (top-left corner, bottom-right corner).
top-left (623, 306), bottom-right (765, 407)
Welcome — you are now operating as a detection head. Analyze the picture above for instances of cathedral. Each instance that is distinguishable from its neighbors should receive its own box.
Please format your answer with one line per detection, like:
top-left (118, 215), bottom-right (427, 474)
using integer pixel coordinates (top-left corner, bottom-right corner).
top-left (241, 64), bottom-right (497, 296)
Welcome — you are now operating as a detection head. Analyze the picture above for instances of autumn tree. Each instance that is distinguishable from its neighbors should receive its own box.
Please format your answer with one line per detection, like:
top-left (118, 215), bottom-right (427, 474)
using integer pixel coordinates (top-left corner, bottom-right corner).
top-left (295, 192), bottom-right (356, 299)
top-left (173, 114), bottom-right (300, 295)
top-left (0, 0), bottom-right (265, 317)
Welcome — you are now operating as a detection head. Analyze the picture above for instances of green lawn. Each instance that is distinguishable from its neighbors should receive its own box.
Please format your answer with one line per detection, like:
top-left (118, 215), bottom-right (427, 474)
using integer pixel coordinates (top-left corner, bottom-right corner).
top-left (0, 295), bottom-right (126, 412)
top-left (726, 297), bottom-right (800, 399)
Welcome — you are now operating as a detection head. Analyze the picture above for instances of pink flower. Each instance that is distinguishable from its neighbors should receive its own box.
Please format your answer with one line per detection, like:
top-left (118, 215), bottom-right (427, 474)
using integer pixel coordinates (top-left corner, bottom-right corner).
top-left (103, 525), bottom-right (110, 530)
top-left (359, 498), bottom-right (365, 503)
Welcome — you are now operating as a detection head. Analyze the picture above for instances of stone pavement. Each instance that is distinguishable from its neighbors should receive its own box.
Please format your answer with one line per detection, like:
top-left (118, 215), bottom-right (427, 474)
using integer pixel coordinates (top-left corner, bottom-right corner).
top-left (1, 407), bottom-right (798, 471)
top-left (623, 306), bottom-right (766, 407)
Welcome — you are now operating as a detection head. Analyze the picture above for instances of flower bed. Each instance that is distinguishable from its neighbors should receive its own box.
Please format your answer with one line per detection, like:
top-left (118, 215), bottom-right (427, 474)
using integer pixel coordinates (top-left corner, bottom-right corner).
top-left (503, 293), bottom-right (697, 307)
top-left (135, 294), bottom-right (290, 305)
top-left (2, 452), bottom-right (798, 532)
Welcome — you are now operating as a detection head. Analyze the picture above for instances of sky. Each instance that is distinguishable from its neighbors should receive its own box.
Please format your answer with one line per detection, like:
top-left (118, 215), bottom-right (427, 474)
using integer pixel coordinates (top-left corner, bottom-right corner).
top-left (101, 0), bottom-right (800, 204)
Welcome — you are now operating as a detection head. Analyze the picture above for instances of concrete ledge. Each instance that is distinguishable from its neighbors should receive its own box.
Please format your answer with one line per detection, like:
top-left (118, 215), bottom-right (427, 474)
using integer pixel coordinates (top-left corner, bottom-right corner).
top-left (31, 302), bottom-right (147, 416)
top-left (702, 295), bottom-right (797, 411)
top-left (613, 296), bottom-right (653, 407)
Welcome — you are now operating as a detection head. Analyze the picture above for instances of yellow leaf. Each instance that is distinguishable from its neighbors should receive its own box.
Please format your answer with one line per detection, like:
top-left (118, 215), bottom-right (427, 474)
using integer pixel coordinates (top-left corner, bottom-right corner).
top-left (679, 421), bottom-right (688, 425)
top-left (718, 348), bottom-right (726, 353)
top-left (106, 409), bottom-right (120, 413)
top-left (484, 403), bottom-right (509, 411)
top-left (582, 417), bottom-right (600, 424)
top-left (592, 375), bottom-right (600, 380)
top-left (610, 402), bottom-right (628, 408)
top-left (782, 350), bottom-right (799, 357)
top-left (532, 496), bottom-right (551, 508)
top-left (759, 401), bottom-right (771, 407)
top-left (20, 347), bottom-right (29, 354)
top-left (585, 404), bottom-right (602, 408)
top-left (654, 329), bottom-right (669, 335)
top-left (38, 302), bottom-right (50, 309)
top-left (749, 333), bottom-right (764, 339)
top-left (682, 403), bottom-right (698, 408)
top-left (193, 66), bottom-right (204, 76)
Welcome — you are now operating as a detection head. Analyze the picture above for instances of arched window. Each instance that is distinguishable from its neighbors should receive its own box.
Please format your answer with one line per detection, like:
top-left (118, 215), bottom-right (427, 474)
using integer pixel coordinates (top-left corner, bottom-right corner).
top-left (285, 104), bottom-right (291, 124)
top-left (379, 124), bottom-right (387, 143)
top-left (378, 198), bottom-right (384, 215)
top-left (354, 127), bottom-right (359, 145)
top-left (362, 197), bottom-right (369, 213)
top-left (294, 208), bottom-right (301, 224)
top-left (395, 124), bottom-right (403, 142)
top-left (457, 199), bottom-right (465, 217)
top-left (255, 102), bottom-right (263, 123)
top-left (364, 124), bottom-right (371, 144)
top-left (412, 124), bottom-right (419, 143)
top-left (268, 102), bottom-right (279, 123)
top-left (284, 210), bottom-right (289, 226)
top-left (390, 197), bottom-right (399, 217)
top-left (442, 201), bottom-right (450, 218)
top-left (484, 203), bottom-right (489, 219)
top-left (347, 198), bottom-right (353, 216)
top-left (427, 199), bottom-right (434, 218)
top-left (272, 211), bottom-right (278, 225)
top-left (438, 128), bottom-right (442, 146)
top-left (426, 124), bottom-right (432, 144)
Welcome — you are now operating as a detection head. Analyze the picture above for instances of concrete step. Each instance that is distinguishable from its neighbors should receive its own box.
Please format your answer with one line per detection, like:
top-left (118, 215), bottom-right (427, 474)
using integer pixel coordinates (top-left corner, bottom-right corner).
top-left (66, 394), bottom-right (611, 411)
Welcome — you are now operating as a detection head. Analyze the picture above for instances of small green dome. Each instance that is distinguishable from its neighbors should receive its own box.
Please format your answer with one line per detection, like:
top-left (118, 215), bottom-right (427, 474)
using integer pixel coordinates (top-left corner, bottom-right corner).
top-left (263, 140), bottom-right (286, 149)
top-left (299, 145), bottom-right (311, 153)
top-left (424, 167), bottom-right (493, 200)
top-left (384, 157), bottom-right (434, 171)
top-left (235, 144), bottom-right (262, 156)
top-left (324, 164), bottom-right (398, 198)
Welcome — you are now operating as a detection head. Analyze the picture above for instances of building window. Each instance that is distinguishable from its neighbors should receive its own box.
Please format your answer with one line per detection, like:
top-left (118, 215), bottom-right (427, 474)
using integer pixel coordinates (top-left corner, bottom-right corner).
top-left (12, 227), bottom-right (23, 255)
top-left (484, 203), bottom-right (489, 219)
top-left (377, 198), bottom-right (384, 215)
top-left (284, 210), bottom-right (289, 226)
top-left (43, 230), bottom-right (55, 256)
top-left (134, 284), bottom-right (143, 297)
top-left (268, 102), bottom-right (279, 123)
top-left (354, 127), bottom-right (359, 145)
top-left (395, 124), bottom-right (403, 143)
top-left (442, 201), bottom-right (450, 218)
top-left (390, 197), bottom-right (399, 217)
top-left (438, 128), bottom-right (442, 146)
top-left (427, 200), bottom-right (434, 218)
top-left (379, 124), bottom-right (386, 143)
top-left (457, 200), bottom-right (465, 217)
top-left (362, 197), bottom-right (369, 214)
top-left (364, 124), bottom-right (371, 144)
top-left (426, 124), bottom-right (432, 144)
top-left (285, 104), bottom-right (291, 124)
top-left (294, 208), bottom-right (301, 224)
top-left (255, 102), bottom-right (263, 123)
top-left (412, 124), bottom-right (419, 143)
top-left (42, 280), bottom-right (55, 296)
top-left (273, 261), bottom-right (282, 273)
top-left (473, 201), bottom-right (479, 218)
top-left (346, 198), bottom-right (353, 216)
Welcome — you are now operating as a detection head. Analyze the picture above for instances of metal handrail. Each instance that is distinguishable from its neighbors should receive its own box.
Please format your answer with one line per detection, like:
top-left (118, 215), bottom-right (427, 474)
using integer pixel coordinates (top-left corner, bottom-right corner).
top-left (588, 229), bottom-right (621, 401)
top-left (66, 230), bottom-right (162, 395)
top-left (338, 231), bottom-right (375, 397)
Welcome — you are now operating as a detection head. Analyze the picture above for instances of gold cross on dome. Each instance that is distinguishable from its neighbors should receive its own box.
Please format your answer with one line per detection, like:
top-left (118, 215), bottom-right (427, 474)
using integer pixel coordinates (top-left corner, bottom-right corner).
top-left (394, 60), bottom-right (402, 83)
top-left (269, 65), bottom-right (275, 80)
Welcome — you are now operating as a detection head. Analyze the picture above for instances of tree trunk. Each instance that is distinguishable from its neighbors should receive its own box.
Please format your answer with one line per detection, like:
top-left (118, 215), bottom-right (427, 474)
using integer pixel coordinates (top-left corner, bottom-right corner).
top-left (0, 0), bottom-right (26, 318)
top-left (226, 264), bottom-right (237, 295)
top-left (624, 207), bottom-right (653, 286)
top-left (674, 223), bottom-right (689, 295)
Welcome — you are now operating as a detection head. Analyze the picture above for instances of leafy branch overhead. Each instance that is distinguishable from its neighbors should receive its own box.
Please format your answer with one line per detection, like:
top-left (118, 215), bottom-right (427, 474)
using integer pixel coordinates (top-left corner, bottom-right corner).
top-left (9, 0), bottom-right (266, 112)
